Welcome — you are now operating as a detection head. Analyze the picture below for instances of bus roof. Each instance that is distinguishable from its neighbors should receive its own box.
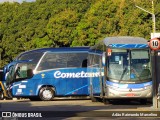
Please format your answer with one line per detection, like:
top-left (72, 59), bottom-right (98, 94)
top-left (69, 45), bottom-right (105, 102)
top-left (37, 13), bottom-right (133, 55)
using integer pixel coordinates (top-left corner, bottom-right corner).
top-left (103, 36), bottom-right (148, 46)
top-left (22, 47), bottom-right (89, 53)
top-left (15, 47), bottom-right (89, 60)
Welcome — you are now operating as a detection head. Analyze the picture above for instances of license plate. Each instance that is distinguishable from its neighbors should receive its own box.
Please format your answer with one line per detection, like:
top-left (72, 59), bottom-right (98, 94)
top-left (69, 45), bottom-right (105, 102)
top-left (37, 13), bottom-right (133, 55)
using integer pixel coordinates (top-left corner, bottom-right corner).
top-left (126, 93), bottom-right (135, 96)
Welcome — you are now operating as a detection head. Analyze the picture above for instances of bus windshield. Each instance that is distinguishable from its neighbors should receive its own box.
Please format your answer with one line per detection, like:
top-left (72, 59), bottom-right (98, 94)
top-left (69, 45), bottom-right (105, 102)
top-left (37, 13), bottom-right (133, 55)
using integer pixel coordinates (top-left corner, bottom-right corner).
top-left (108, 49), bottom-right (151, 82)
top-left (6, 62), bottom-right (34, 85)
top-left (6, 65), bottom-right (16, 85)
top-left (15, 52), bottom-right (44, 70)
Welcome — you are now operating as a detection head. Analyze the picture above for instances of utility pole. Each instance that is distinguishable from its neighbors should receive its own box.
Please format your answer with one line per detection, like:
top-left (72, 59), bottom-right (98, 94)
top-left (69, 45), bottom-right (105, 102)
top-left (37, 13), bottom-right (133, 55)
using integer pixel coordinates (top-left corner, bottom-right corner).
top-left (151, 0), bottom-right (156, 36)
top-left (135, 0), bottom-right (156, 36)
top-left (135, 0), bottom-right (159, 109)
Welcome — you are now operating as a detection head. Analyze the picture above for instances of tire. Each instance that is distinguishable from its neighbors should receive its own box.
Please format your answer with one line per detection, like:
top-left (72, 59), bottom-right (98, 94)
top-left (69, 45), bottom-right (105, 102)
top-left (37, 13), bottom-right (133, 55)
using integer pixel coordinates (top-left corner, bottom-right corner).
top-left (39, 87), bottom-right (54, 101)
top-left (90, 85), bottom-right (98, 102)
top-left (103, 98), bottom-right (110, 105)
top-left (0, 91), bottom-right (4, 100)
top-left (140, 99), bottom-right (147, 105)
top-left (7, 88), bottom-right (13, 98)
top-left (91, 96), bottom-right (98, 102)
top-left (29, 97), bottom-right (40, 101)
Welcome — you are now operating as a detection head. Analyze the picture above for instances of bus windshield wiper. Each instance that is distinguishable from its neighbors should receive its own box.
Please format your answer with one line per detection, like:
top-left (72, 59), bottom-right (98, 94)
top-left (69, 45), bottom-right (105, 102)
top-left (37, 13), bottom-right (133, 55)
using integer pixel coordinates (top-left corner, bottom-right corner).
top-left (119, 67), bottom-right (128, 83)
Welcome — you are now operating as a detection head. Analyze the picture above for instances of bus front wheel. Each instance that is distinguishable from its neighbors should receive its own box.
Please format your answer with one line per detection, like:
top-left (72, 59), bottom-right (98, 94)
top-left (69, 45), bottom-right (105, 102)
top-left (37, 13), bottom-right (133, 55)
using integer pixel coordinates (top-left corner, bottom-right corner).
top-left (0, 91), bottom-right (4, 100)
top-left (39, 87), bottom-right (54, 101)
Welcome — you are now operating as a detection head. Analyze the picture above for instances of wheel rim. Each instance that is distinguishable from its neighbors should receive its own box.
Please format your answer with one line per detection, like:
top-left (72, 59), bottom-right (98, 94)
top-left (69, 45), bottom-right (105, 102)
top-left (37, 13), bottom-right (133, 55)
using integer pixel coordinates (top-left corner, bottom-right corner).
top-left (42, 89), bottom-right (53, 100)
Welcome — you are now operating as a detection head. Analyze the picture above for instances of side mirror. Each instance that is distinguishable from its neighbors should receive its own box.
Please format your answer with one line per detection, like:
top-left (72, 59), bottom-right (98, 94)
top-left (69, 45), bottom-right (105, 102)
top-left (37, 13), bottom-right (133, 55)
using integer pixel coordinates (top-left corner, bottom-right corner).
top-left (4, 66), bottom-right (9, 73)
top-left (27, 69), bottom-right (34, 78)
top-left (102, 52), bottom-right (106, 66)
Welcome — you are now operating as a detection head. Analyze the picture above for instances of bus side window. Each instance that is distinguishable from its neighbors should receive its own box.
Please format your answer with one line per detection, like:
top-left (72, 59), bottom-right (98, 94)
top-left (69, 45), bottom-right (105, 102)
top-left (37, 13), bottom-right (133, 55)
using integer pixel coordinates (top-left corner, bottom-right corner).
top-left (39, 62), bottom-right (49, 70)
top-left (82, 59), bottom-right (87, 68)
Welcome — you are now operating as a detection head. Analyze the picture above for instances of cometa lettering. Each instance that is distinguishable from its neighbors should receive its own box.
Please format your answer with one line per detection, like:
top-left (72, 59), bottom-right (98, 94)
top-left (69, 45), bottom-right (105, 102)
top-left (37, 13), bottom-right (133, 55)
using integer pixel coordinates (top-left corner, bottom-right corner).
top-left (54, 71), bottom-right (103, 78)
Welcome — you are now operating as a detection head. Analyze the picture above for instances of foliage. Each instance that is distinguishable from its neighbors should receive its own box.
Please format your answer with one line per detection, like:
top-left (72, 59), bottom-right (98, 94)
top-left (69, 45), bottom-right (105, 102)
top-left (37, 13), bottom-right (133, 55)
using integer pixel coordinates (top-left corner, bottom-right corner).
top-left (0, 0), bottom-right (160, 67)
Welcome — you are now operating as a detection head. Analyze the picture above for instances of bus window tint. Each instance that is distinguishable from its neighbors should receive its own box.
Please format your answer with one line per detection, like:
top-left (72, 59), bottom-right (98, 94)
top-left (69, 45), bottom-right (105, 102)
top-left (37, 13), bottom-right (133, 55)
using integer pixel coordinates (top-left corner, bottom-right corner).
top-left (6, 66), bottom-right (15, 85)
top-left (37, 53), bottom-right (88, 71)
top-left (131, 50), bottom-right (151, 80)
top-left (18, 52), bottom-right (43, 61)
top-left (67, 53), bottom-right (88, 68)
top-left (108, 49), bottom-right (129, 80)
top-left (38, 53), bottom-right (67, 70)
top-left (17, 52), bottom-right (43, 69)
top-left (131, 50), bottom-right (149, 59)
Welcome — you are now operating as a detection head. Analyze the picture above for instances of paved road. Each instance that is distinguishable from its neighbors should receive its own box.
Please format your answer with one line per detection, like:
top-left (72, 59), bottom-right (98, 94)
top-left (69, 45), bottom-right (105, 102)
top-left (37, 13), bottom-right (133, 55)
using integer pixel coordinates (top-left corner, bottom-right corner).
top-left (0, 98), bottom-right (153, 111)
top-left (0, 99), bottom-right (159, 120)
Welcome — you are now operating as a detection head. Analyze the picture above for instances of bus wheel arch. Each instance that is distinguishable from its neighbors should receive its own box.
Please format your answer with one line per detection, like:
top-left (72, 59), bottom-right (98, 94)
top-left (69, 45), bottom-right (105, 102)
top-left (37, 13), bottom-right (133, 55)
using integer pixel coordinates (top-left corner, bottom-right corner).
top-left (38, 85), bottom-right (55, 101)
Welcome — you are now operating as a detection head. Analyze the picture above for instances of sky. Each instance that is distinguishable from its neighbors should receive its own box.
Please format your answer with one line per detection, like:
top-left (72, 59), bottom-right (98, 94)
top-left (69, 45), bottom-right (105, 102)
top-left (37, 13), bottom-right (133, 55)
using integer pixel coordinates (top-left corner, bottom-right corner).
top-left (0, 0), bottom-right (36, 3)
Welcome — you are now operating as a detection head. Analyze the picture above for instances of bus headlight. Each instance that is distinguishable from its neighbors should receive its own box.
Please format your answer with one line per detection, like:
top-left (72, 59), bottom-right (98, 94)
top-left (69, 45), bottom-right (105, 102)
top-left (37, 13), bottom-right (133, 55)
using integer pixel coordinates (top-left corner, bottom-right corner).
top-left (144, 85), bottom-right (152, 90)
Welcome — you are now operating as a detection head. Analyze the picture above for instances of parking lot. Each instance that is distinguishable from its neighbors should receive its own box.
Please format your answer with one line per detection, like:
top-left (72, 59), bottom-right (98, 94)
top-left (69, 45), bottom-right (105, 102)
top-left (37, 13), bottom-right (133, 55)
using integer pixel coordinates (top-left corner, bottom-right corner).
top-left (1, 98), bottom-right (159, 120)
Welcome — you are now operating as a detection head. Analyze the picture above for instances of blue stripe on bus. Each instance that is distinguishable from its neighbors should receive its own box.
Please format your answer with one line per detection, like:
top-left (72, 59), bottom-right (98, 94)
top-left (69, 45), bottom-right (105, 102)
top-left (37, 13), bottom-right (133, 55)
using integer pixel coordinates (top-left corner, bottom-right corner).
top-left (106, 80), bottom-right (152, 88)
top-left (65, 84), bottom-right (88, 95)
top-left (110, 44), bottom-right (148, 48)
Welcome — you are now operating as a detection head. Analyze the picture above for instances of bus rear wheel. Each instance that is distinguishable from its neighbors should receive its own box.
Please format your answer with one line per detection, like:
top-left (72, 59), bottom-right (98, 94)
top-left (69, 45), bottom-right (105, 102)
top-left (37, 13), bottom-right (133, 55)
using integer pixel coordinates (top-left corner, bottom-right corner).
top-left (103, 98), bottom-right (111, 105)
top-left (140, 99), bottom-right (147, 105)
top-left (91, 96), bottom-right (98, 102)
top-left (39, 87), bottom-right (54, 101)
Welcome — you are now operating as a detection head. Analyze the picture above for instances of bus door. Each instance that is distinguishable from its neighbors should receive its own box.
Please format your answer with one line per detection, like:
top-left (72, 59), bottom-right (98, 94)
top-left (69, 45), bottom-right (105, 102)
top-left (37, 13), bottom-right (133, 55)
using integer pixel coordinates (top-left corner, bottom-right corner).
top-left (99, 54), bottom-right (105, 97)
top-left (92, 55), bottom-right (101, 96)
top-left (0, 69), bottom-right (12, 99)
top-left (8, 62), bottom-right (34, 96)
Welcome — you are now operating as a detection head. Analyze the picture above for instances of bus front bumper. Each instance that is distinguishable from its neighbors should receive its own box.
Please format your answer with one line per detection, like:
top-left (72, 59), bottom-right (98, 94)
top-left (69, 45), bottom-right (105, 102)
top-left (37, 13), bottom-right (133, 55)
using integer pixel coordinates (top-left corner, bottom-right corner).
top-left (104, 85), bottom-right (152, 99)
